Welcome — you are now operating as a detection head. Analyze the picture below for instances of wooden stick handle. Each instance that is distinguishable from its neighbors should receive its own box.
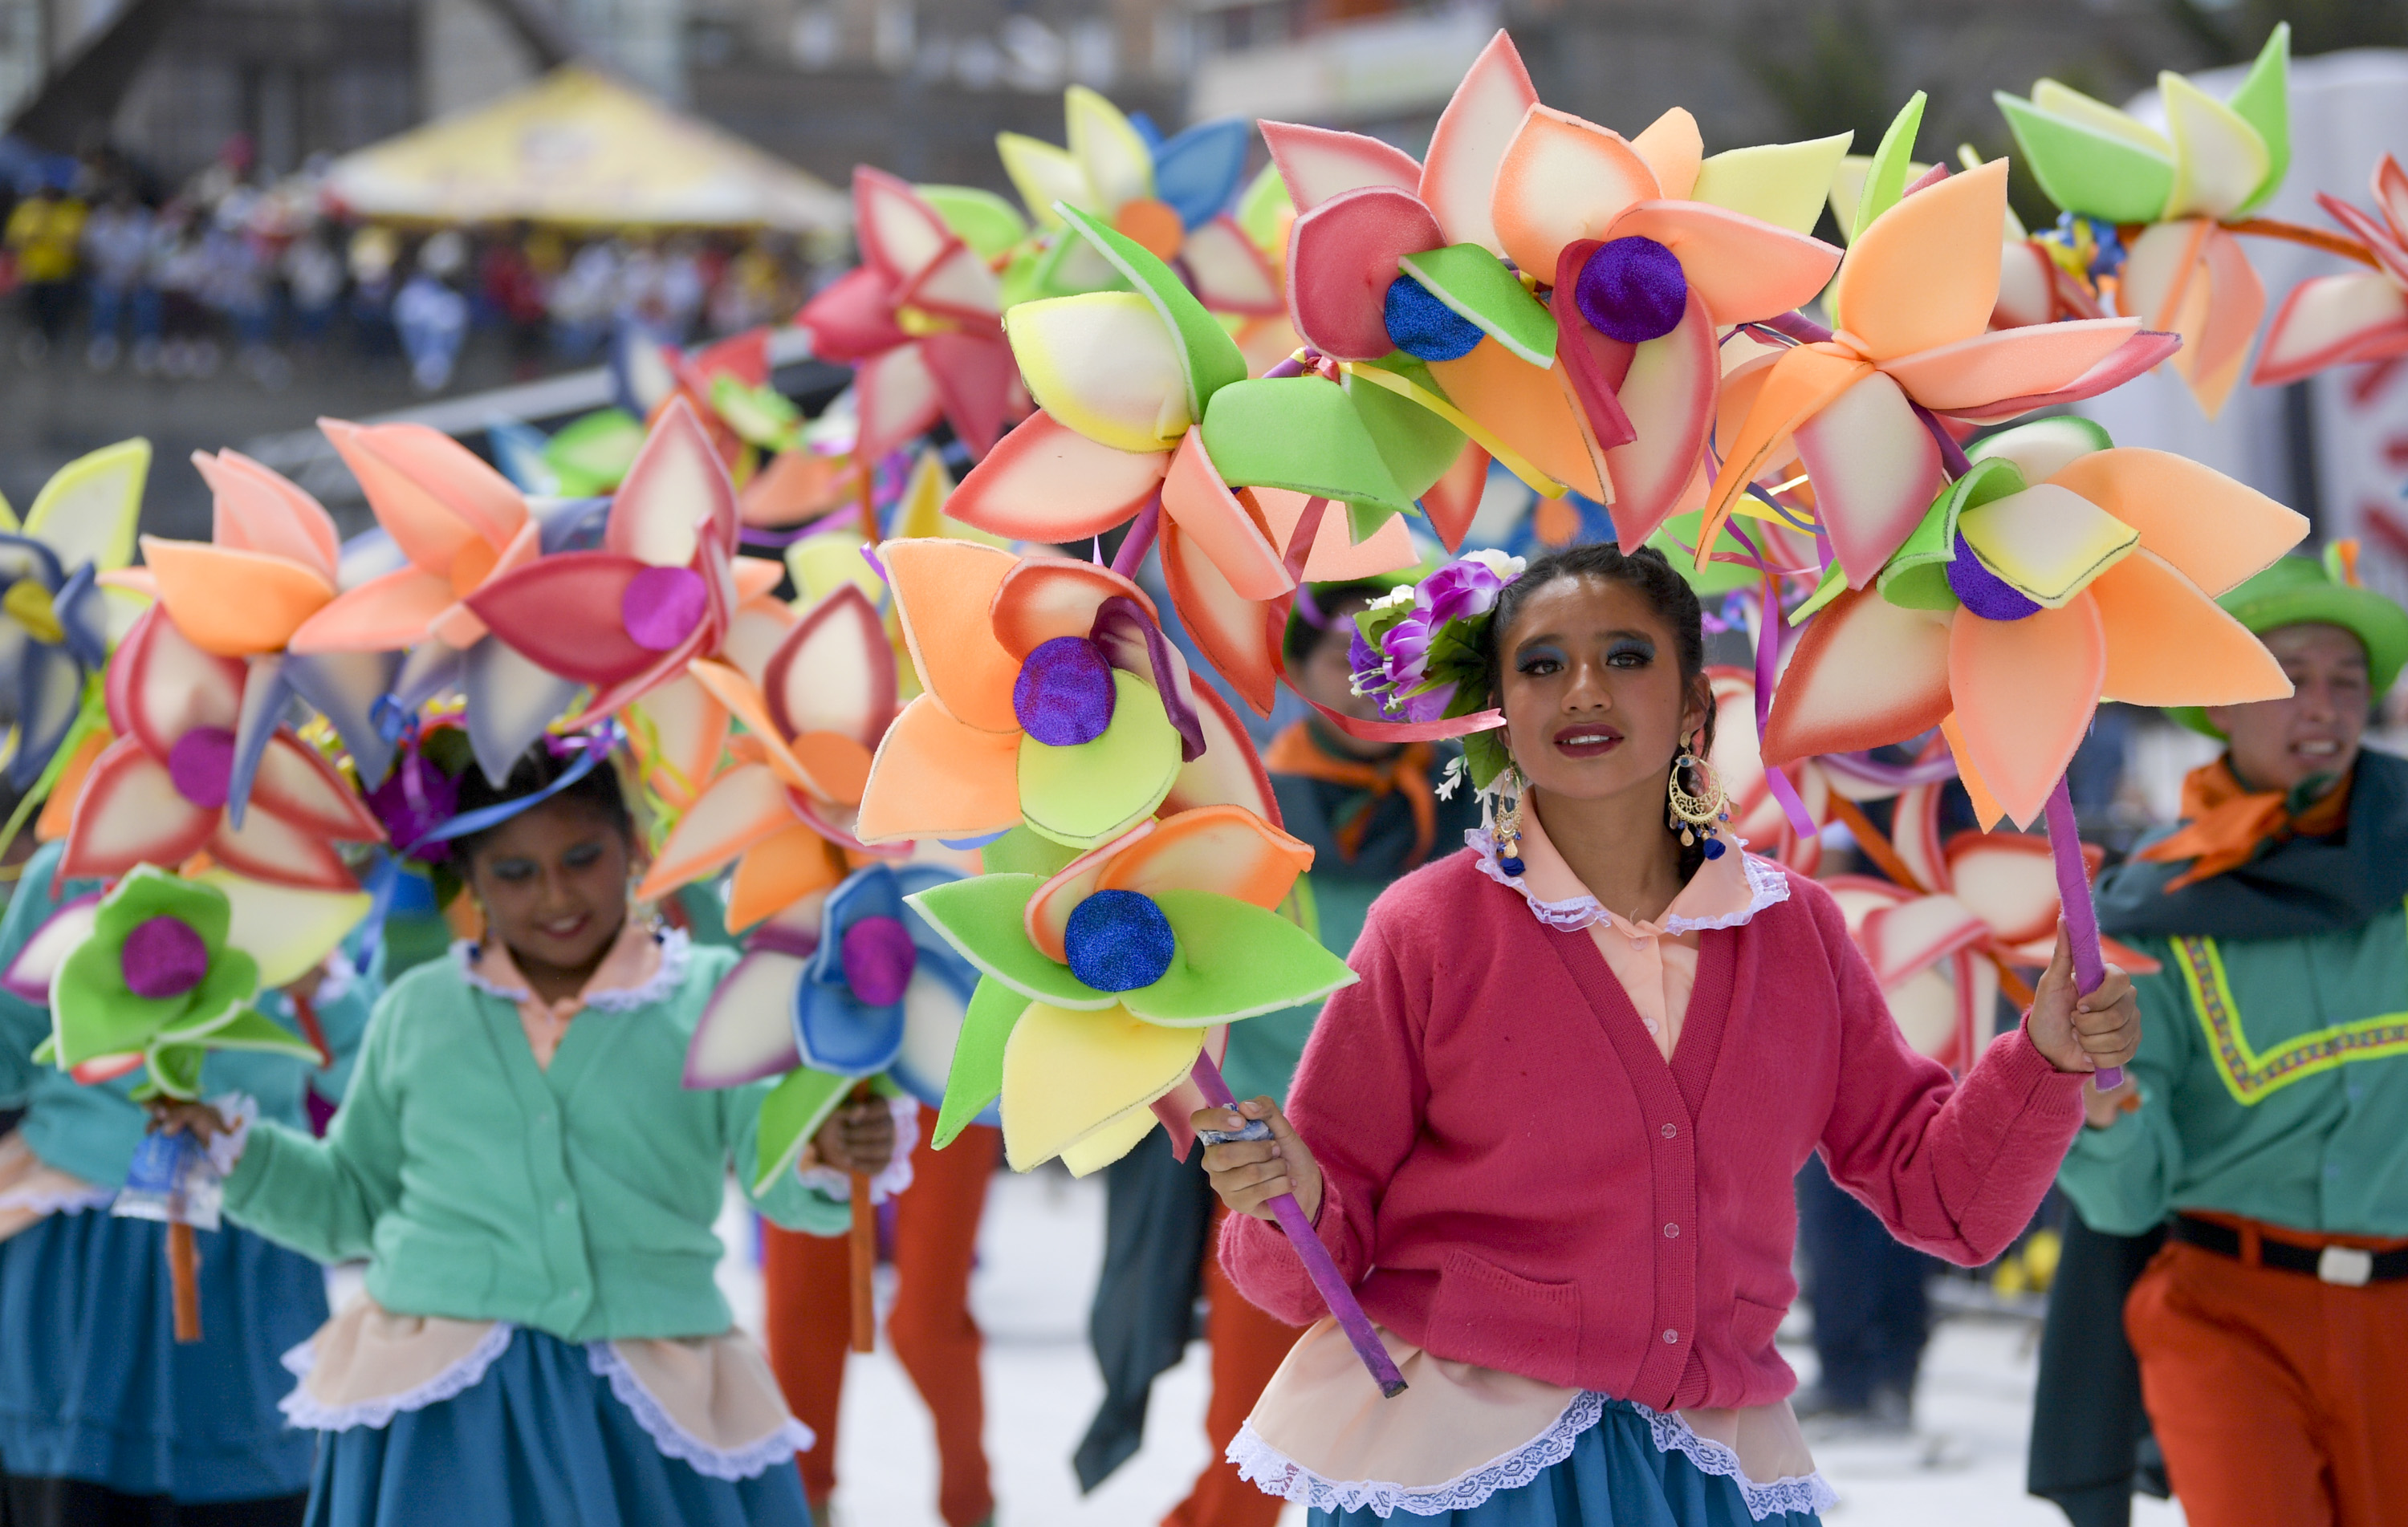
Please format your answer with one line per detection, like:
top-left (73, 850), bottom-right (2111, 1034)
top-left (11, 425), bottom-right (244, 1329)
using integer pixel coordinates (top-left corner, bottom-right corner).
top-left (168, 1220), bottom-right (201, 1343)
top-left (846, 1081), bottom-right (877, 1353)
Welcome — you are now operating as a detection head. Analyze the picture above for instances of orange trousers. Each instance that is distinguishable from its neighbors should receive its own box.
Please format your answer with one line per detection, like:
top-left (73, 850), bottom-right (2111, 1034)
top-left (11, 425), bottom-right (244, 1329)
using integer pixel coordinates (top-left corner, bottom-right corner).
top-left (1162, 1211), bottom-right (1302, 1527)
top-left (762, 1121), bottom-right (1000, 1527)
top-left (2126, 1237), bottom-right (2408, 1527)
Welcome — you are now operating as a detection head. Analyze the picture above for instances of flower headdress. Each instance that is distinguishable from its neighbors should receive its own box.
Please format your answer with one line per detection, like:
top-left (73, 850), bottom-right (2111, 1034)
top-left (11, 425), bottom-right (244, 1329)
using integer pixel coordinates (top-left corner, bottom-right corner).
top-left (1344, 550), bottom-right (1520, 790)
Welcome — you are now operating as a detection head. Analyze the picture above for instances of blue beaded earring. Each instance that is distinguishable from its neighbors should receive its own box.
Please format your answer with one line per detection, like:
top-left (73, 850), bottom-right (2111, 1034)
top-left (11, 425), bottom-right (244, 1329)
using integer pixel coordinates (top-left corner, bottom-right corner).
top-left (1492, 763), bottom-right (1527, 878)
top-left (1667, 734), bottom-right (1730, 860)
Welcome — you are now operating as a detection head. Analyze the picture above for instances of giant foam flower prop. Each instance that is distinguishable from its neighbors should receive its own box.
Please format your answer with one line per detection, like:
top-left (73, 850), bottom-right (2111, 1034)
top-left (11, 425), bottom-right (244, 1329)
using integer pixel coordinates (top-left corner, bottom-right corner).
top-left (943, 204), bottom-right (1429, 713)
top-left (996, 86), bottom-right (1282, 319)
top-left (30, 868), bottom-right (317, 1100)
top-left (2254, 153), bottom-right (2408, 386)
top-left (1995, 26), bottom-right (2291, 417)
top-left (797, 169), bottom-right (1025, 461)
top-left (855, 539), bottom-right (1283, 848)
top-left (63, 607), bottom-right (387, 890)
top-left (1268, 32), bottom-right (1850, 549)
top-left (1698, 100), bottom-right (2179, 591)
top-left (0, 441), bottom-right (148, 790)
top-left (1762, 417), bottom-right (2306, 827)
top-left (905, 805), bottom-right (1344, 1173)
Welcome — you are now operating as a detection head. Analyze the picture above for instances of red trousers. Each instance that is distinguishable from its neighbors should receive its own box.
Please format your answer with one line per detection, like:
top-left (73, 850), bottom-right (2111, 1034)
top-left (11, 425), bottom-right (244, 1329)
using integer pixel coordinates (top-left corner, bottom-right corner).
top-left (1162, 1211), bottom-right (1302, 1527)
top-left (2126, 1233), bottom-right (2408, 1527)
top-left (762, 1122), bottom-right (1001, 1527)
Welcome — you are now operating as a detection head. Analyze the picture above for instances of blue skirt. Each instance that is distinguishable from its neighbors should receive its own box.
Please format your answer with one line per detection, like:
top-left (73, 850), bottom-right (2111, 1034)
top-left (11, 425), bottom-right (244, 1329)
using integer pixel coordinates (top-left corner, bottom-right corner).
top-left (0, 1208), bottom-right (325, 1502)
top-left (1308, 1400), bottom-right (1824, 1527)
top-left (304, 1327), bottom-right (811, 1527)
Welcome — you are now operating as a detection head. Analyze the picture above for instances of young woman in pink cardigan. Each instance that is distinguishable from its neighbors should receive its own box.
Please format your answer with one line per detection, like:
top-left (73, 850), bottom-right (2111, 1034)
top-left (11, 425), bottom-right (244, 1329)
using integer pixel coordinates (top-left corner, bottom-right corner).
top-left (1198, 543), bottom-right (2140, 1525)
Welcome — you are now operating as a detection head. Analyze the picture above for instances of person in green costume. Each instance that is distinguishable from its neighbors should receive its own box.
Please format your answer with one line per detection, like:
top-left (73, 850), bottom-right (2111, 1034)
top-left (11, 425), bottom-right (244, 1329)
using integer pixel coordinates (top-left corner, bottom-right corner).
top-left (2040, 547), bottom-right (2408, 1527)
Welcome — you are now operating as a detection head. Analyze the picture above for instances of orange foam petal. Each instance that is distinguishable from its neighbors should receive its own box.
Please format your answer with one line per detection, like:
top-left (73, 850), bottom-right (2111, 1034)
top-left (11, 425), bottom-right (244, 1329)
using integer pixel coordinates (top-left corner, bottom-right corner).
top-left (1097, 803), bottom-right (1314, 908)
top-left (638, 761), bottom-right (800, 898)
top-left (1628, 108), bottom-right (1702, 201)
top-left (789, 731), bottom-right (874, 807)
top-left (1790, 372), bottom-right (1945, 587)
top-left (881, 538), bottom-right (1022, 732)
top-left (1160, 518), bottom-right (1283, 717)
top-left (1946, 597), bottom-right (2107, 829)
top-left (1696, 343), bottom-right (1872, 562)
top-left (990, 557), bottom-right (1159, 660)
top-left (948, 409), bottom-right (1169, 543)
top-left (1491, 106), bottom-right (1658, 280)
top-left (287, 567), bottom-right (454, 653)
top-left (2092, 548), bottom-right (2292, 707)
top-left (726, 822), bottom-right (847, 931)
top-left (856, 692), bottom-right (1023, 843)
top-left (1607, 201), bottom-right (1840, 327)
top-left (193, 450), bottom-right (340, 583)
top-left (139, 538), bottom-right (334, 656)
top-left (1939, 714), bottom-right (2008, 832)
top-left (2044, 447), bottom-right (2307, 597)
top-left (320, 419), bottom-right (522, 567)
top-left (1830, 159), bottom-right (2009, 363)
top-left (1253, 487), bottom-right (1418, 579)
top-left (36, 726), bottom-right (110, 841)
top-left (628, 674), bottom-right (731, 810)
top-left (1877, 318), bottom-right (2146, 414)
top-left (1426, 340), bottom-right (1607, 501)
top-left (1159, 431), bottom-right (1292, 602)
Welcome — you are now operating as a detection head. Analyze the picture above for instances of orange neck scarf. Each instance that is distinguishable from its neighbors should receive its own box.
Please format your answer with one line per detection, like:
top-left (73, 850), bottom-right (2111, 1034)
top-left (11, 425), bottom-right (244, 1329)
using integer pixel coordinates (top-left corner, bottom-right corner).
top-left (1263, 721), bottom-right (1436, 869)
top-left (2138, 756), bottom-right (2353, 891)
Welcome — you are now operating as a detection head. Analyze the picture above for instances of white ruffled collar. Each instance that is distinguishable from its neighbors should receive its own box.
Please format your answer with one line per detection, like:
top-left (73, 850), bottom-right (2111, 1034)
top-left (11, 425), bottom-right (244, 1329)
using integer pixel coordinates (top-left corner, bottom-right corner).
top-left (455, 923), bottom-right (691, 1013)
top-left (1468, 804), bottom-right (1788, 938)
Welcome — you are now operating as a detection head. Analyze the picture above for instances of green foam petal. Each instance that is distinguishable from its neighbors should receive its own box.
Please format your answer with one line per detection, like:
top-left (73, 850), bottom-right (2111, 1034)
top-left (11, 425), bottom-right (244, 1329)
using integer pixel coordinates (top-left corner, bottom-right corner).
top-left (1852, 92), bottom-right (1928, 244)
top-left (1018, 672), bottom-right (1182, 850)
top-left (545, 410), bottom-right (646, 496)
top-left (1877, 457), bottom-right (2025, 611)
top-left (1396, 245), bottom-right (1558, 366)
top-left (96, 866), bottom-right (234, 950)
top-left (1235, 163), bottom-right (1293, 252)
top-left (1056, 203), bottom-right (1249, 419)
top-left (193, 1005), bottom-right (319, 1063)
top-left (1994, 91), bottom-right (2174, 225)
top-left (1792, 559), bottom-right (1851, 623)
top-left (1119, 889), bottom-right (1358, 1027)
top-left (752, 1066), bottom-right (856, 1196)
top-left (934, 976), bottom-right (1031, 1148)
top-left (2226, 23), bottom-right (2291, 217)
top-left (1030, 226), bottom-right (1129, 298)
top-left (1964, 416), bottom-right (2113, 484)
top-left (979, 825), bottom-right (1086, 879)
top-left (141, 1042), bottom-right (206, 1101)
top-left (919, 184), bottom-right (1034, 258)
top-left (154, 949), bottom-right (263, 1046)
top-left (1652, 512), bottom-right (1763, 599)
top-left (905, 875), bottom-right (1117, 1010)
top-left (1200, 378), bottom-right (1414, 520)
top-left (1346, 359), bottom-right (1466, 506)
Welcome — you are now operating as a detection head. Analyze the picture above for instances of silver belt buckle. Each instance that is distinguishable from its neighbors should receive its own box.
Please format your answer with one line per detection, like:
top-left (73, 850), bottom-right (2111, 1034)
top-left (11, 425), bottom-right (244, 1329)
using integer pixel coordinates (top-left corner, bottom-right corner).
top-left (2317, 1245), bottom-right (2374, 1286)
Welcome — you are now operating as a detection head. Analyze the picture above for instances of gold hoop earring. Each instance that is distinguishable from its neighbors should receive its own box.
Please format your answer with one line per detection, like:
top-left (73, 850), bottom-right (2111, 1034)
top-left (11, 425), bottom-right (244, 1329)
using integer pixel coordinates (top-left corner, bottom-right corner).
top-left (1667, 736), bottom-right (1730, 861)
top-left (1492, 762), bottom-right (1527, 878)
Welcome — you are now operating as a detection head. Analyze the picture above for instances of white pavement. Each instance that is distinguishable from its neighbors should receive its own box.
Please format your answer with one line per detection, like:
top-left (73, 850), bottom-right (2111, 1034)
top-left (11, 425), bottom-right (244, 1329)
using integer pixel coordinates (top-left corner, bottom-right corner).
top-left (714, 1172), bottom-right (2186, 1527)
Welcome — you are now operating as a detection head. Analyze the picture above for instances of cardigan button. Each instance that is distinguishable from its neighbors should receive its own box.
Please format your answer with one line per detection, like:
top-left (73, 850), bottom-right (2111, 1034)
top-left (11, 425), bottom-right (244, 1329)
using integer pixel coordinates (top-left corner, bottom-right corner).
top-left (1663, 1222), bottom-right (1679, 1238)
top-left (1662, 1329), bottom-right (1679, 1344)
top-left (1660, 1123), bottom-right (1677, 1139)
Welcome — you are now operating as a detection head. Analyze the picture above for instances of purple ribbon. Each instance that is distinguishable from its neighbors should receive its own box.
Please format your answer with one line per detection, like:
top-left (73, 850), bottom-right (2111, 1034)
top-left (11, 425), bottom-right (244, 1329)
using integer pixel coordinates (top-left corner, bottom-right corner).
top-left (1725, 522), bottom-right (1819, 843)
top-left (2044, 777), bottom-right (2121, 1090)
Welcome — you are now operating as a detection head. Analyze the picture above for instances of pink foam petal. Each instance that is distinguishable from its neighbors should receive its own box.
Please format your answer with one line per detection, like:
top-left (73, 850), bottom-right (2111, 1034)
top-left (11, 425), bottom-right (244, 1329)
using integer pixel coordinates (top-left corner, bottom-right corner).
top-left (1937, 329), bottom-right (2184, 424)
top-left (2178, 225), bottom-right (2264, 417)
top-left (1260, 121), bottom-right (1422, 213)
top-left (250, 733), bottom-right (385, 841)
top-left (1286, 187), bottom-right (1443, 362)
top-left (207, 802), bottom-right (358, 891)
top-left (1300, 692), bottom-right (1506, 745)
top-left (1253, 487), bottom-right (1417, 579)
top-left (1420, 29), bottom-right (1540, 254)
top-left (1792, 371), bottom-right (1945, 587)
top-left (1943, 833), bottom-right (2066, 945)
top-left (948, 410), bottom-right (1169, 542)
top-left (1159, 430), bottom-right (1292, 602)
top-left (321, 419), bottom-right (525, 557)
top-left (2318, 195), bottom-right (2408, 290)
top-left (287, 567), bottom-right (454, 653)
top-left (612, 397), bottom-right (734, 569)
top-left (990, 557), bottom-right (1159, 660)
top-left (798, 266), bottom-right (910, 362)
top-left (1891, 782), bottom-right (1949, 895)
top-left (571, 627), bottom-right (714, 728)
top-left (899, 240), bottom-right (1002, 323)
top-left (683, 329), bottom-right (771, 390)
top-left (1422, 441), bottom-right (1489, 552)
top-left (853, 342), bottom-right (947, 461)
top-left (630, 674), bottom-right (731, 809)
top-left (1549, 240), bottom-right (1639, 456)
top-left (639, 761), bottom-right (803, 895)
top-left (1025, 822), bottom-right (1150, 961)
top-left (1879, 317), bottom-right (2146, 413)
top-left (1993, 242), bottom-right (2059, 330)
top-left (1859, 893), bottom-right (1988, 987)
top-left (2251, 272), bottom-right (2408, 388)
top-left (59, 740), bottom-right (218, 880)
top-left (1158, 680), bottom-right (1279, 826)
top-left (684, 949), bottom-right (806, 1086)
top-left (921, 331), bottom-right (1020, 459)
top-left (193, 450), bottom-right (340, 583)
top-left (1181, 217), bottom-right (1285, 317)
top-left (853, 166), bottom-right (955, 286)
top-left (1600, 290), bottom-right (1718, 550)
top-left (2, 894), bottom-right (100, 1003)
top-left (465, 551), bottom-right (667, 687)
top-left (1491, 108), bottom-right (1658, 282)
top-left (1605, 201), bottom-right (1841, 327)
top-left (105, 606), bottom-right (245, 757)
top-left (765, 584), bottom-right (897, 750)
top-left (2374, 154), bottom-right (2408, 250)
top-left (1161, 518), bottom-right (1283, 717)
top-left (1947, 596), bottom-right (2107, 829)
top-left (1761, 586), bottom-right (1952, 764)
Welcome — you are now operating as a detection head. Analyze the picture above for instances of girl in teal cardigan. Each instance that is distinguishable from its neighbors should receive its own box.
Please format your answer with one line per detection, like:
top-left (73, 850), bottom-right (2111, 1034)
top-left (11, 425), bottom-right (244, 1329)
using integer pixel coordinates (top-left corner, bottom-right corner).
top-left (160, 741), bottom-right (896, 1527)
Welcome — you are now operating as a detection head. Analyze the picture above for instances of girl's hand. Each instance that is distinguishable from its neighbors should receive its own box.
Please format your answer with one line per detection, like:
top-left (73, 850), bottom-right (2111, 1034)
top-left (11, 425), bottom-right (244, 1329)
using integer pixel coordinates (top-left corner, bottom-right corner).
top-left (2028, 920), bottom-right (2141, 1075)
top-left (2082, 1073), bottom-right (2138, 1129)
top-left (811, 1100), bottom-right (895, 1178)
top-left (146, 1099), bottom-right (233, 1143)
top-left (1191, 1098), bottom-right (1322, 1224)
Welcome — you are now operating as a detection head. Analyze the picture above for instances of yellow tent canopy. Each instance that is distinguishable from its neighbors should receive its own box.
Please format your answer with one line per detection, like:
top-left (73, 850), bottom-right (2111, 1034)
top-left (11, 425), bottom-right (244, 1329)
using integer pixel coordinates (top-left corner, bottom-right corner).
top-left (323, 66), bottom-right (848, 231)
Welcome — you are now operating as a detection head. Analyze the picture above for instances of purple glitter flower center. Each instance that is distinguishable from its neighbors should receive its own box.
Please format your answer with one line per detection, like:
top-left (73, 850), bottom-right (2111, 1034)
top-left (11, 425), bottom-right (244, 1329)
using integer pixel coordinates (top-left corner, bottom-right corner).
top-left (166, 728), bottom-right (237, 810)
top-left (1944, 533), bottom-right (2041, 621)
top-left (121, 915), bottom-right (209, 1000)
top-left (1012, 636), bottom-right (1117, 747)
top-left (1575, 237), bottom-right (1689, 345)
top-left (840, 915), bottom-right (917, 1007)
top-left (621, 566), bottom-right (709, 652)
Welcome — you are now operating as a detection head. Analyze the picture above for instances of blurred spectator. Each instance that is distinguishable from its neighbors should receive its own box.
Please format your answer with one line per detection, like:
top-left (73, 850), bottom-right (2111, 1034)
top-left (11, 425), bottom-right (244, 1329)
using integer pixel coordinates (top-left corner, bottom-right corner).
top-left (283, 229), bottom-right (344, 349)
top-left (80, 188), bottom-right (154, 372)
top-left (206, 196), bottom-right (285, 389)
top-left (5, 178), bottom-right (87, 363)
top-left (154, 206), bottom-right (218, 378)
top-left (549, 237), bottom-right (618, 361)
top-left (479, 223), bottom-right (549, 376)
top-left (395, 232), bottom-right (470, 392)
top-left (349, 225), bottom-right (400, 359)
top-left (708, 237), bottom-right (789, 335)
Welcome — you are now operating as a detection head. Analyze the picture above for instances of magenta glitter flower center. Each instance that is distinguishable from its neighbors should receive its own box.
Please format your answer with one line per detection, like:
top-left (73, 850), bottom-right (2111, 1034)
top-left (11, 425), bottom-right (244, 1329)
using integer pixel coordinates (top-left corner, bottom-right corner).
top-left (621, 566), bottom-right (709, 652)
top-left (121, 915), bottom-right (209, 1000)
top-left (840, 915), bottom-right (917, 1007)
top-left (166, 728), bottom-right (238, 810)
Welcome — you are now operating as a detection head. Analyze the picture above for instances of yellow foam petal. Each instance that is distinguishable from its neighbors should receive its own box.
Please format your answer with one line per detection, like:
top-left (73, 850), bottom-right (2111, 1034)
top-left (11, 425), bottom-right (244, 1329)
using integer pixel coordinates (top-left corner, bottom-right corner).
top-left (2159, 71), bottom-right (2271, 221)
top-left (1006, 292), bottom-right (1191, 453)
top-left (999, 999), bottom-right (1202, 1172)
top-left (1957, 483), bottom-right (2140, 607)
top-left (1694, 133), bottom-right (1857, 237)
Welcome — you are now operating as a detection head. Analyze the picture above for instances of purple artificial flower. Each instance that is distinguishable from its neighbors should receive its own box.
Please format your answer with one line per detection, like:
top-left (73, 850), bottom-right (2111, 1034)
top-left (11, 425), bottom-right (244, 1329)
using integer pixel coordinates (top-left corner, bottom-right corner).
top-left (1415, 551), bottom-right (1519, 626)
top-left (1398, 680), bottom-right (1458, 723)
top-left (364, 755), bottom-right (460, 863)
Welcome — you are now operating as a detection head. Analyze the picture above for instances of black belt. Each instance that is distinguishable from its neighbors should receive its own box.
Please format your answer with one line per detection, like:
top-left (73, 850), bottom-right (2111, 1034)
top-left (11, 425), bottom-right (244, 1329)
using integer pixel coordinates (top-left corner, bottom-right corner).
top-left (2171, 1213), bottom-right (2408, 1285)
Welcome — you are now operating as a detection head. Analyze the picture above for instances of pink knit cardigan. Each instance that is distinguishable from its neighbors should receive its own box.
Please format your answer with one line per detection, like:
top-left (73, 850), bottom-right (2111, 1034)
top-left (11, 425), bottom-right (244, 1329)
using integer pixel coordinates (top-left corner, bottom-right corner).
top-left (1221, 848), bottom-right (2085, 1411)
